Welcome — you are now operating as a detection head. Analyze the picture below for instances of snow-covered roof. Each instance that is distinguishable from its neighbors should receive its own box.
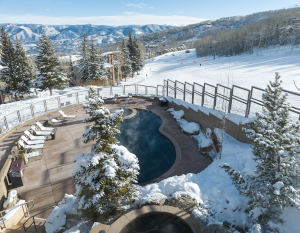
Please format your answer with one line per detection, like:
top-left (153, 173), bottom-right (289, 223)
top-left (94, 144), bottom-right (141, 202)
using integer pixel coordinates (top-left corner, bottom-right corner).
top-left (58, 55), bottom-right (81, 63)
top-left (104, 63), bottom-right (113, 68)
top-left (101, 51), bottom-right (121, 56)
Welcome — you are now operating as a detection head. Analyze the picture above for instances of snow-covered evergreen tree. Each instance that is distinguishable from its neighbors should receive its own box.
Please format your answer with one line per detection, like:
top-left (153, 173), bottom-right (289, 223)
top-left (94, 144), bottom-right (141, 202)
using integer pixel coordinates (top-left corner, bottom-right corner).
top-left (14, 38), bottom-right (33, 96)
top-left (0, 27), bottom-right (17, 99)
top-left (132, 38), bottom-right (144, 75)
top-left (127, 32), bottom-right (143, 77)
top-left (79, 33), bottom-right (89, 82)
top-left (73, 88), bottom-right (139, 222)
top-left (120, 39), bottom-right (132, 80)
top-left (222, 73), bottom-right (300, 229)
top-left (88, 41), bottom-right (108, 81)
top-left (0, 29), bottom-right (33, 100)
top-left (35, 34), bottom-right (68, 95)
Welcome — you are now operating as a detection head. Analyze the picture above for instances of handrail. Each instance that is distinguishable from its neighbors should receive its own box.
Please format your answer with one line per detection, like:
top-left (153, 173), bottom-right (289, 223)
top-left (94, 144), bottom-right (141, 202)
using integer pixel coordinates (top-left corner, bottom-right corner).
top-left (23, 205), bottom-right (56, 232)
top-left (0, 200), bottom-right (34, 230)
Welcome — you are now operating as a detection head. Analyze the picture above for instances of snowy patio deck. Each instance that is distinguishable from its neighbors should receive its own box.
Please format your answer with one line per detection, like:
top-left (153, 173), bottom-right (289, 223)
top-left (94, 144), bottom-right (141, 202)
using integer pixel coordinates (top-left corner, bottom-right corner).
top-left (0, 97), bottom-right (211, 220)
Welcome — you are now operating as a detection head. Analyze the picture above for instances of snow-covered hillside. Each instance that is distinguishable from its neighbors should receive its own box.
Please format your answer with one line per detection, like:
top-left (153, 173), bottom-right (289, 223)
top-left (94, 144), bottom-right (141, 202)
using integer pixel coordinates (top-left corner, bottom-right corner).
top-left (124, 46), bottom-right (300, 93)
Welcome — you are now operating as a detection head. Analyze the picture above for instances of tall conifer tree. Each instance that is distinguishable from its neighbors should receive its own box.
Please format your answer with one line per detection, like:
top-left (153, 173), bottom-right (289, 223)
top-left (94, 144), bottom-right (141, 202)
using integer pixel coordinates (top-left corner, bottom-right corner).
top-left (222, 73), bottom-right (300, 230)
top-left (35, 34), bottom-right (68, 95)
top-left (14, 37), bottom-right (33, 96)
top-left (120, 39), bottom-right (132, 80)
top-left (0, 28), bottom-right (17, 99)
top-left (88, 40), bottom-right (107, 81)
top-left (73, 88), bottom-right (139, 222)
top-left (79, 33), bottom-right (89, 82)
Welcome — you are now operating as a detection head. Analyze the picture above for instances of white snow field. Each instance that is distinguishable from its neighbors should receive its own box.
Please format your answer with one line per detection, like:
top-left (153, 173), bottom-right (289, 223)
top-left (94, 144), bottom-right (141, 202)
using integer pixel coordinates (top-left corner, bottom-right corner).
top-left (123, 46), bottom-right (300, 92)
top-left (123, 46), bottom-right (300, 120)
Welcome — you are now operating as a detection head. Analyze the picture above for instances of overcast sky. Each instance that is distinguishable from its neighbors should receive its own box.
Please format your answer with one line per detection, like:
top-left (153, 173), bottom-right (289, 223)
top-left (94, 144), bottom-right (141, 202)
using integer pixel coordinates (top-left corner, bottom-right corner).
top-left (0, 0), bottom-right (299, 26)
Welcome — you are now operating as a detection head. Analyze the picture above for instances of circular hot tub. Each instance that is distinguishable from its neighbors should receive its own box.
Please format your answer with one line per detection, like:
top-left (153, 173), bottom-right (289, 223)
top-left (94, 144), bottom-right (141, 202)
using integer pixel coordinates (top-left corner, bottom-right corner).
top-left (120, 212), bottom-right (193, 233)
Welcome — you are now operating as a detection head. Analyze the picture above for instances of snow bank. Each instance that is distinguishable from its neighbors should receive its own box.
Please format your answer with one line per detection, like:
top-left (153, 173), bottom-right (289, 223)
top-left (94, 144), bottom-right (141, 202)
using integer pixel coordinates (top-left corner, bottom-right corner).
top-left (3, 189), bottom-right (18, 209)
top-left (45, 194), bottom-right (79, 233)
top-left (2, 199), bottom-right (25, 221)
top-left (167, 108), bottom-right (200, 134)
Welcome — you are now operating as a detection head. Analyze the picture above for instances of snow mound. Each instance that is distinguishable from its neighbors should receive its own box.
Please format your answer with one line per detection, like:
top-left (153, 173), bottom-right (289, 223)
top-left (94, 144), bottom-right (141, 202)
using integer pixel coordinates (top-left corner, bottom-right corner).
top-left (45, 194), bottom-right (79, 233)
top-left (180, 120), bottom-right (200, 134)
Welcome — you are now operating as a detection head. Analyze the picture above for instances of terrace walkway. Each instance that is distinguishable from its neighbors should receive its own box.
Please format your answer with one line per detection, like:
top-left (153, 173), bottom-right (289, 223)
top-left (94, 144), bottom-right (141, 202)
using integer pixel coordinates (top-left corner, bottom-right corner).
top-left (0, 97), bottom-right (211, 222)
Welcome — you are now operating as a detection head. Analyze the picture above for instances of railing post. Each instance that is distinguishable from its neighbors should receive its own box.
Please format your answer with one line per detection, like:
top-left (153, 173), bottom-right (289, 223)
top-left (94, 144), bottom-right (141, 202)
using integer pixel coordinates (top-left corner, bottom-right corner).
top-left (145, 86), bottom-right (148, 95)
top-left (166, 80), bottom-right (169, 97)
top-left (174, 81), bottom-right (177, 99)
top-left (43, 100), bottom-right (47, 112)
top-left (245, 88), bottom-right (252, 117)
top-left (213, 86), bottom-right (217, 110)
top-left (156, 85), bottom-right (159, 96)
top-left (30, 104), bottom-right (35, 117)
top-left (4, 116), bottom-right (9, 130)
top-left (57, 97), bottom-right (61, 109)
top-left (33, 216), bottom-right (37, 232)
top-left (17, 110), bottom-right (22, 123)
top-left (183, 83), bottom-right (186, 101)
top-left (123, 86), bottom-right (125, 95)
top-left (76, 92), bottom-right (79, 104)
top-left (228, 87), bottom-right (233, 114)
top-left (110, 86), bottom-right (113, 97)
top-left (135, 85), bottom-right (137, 95)
top-left (192, 84), bottom-right (195, 104)
top-left (201, 85), bottom-right (205, 106)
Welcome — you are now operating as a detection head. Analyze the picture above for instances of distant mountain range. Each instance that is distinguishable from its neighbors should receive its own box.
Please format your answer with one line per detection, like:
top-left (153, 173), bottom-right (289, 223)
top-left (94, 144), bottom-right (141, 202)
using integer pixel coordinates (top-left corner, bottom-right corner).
top-left (0, 24), bottom-right (174, 54)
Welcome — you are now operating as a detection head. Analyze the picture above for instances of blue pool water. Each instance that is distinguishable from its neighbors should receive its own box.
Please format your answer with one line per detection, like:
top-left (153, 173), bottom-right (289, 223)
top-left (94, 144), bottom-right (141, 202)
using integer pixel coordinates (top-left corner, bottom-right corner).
top-left (118, 110), bottom-right (176, 183)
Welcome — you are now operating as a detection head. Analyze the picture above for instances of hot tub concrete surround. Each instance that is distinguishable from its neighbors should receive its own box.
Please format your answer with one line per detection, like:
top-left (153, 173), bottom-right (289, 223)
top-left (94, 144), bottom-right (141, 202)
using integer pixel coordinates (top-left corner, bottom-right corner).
top-left (89, 205), bottom-right (201, 233)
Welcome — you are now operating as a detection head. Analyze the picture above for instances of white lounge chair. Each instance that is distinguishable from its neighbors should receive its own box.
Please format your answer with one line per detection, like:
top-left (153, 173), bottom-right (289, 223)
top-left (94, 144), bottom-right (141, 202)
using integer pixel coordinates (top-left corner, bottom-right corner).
top-left (31, 125), bottom-right (53, 136)
top-left (36, 121), bottom-right (55, 132)
top-left (18, 140), bottom-right (44, 150)
top-left (58, 110), bottom-right (76, 119)
top-left (24, 130), bottom-right (47, 141)
top-left (51, 118), bottom-right (64, 124)
top-left (27, 151), bottom-right (42, 158)
top-left (21, 135), bottom-right (45, 145)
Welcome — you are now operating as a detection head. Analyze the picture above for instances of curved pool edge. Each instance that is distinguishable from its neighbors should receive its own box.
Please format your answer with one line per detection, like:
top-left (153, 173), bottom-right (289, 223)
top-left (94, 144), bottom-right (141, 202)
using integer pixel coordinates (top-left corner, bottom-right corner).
top-left (143, 106), bottom-right (182, 185)
top-left (89, 205), bottom-right (200, 233)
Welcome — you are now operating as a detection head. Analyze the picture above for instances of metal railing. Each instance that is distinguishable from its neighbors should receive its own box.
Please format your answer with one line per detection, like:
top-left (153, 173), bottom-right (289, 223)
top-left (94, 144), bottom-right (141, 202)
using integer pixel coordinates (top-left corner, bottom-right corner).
top-left (164, 79), bottom-right (300, 121)
top-left (0, 84), bottom-right (164, 137)
top-left (23, 205), bottom-right (55, 232)
top-left (0, 200), bottom-right (34, 230)
top-left (0, 80), bottom-right (299, 138)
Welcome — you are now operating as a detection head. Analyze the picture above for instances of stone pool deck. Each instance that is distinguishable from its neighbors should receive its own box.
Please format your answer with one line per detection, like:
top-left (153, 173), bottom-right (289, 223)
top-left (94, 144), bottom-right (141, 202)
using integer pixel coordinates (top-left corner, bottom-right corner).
top-left (0, 97), bottom-right (211, 221)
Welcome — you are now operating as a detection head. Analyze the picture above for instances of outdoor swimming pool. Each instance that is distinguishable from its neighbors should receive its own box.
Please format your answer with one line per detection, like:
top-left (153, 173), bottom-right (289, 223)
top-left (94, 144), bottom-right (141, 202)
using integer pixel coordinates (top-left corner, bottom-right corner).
top-left (120, 212), bottom-right (193, 233)
top-left (118, 110), bottom-right (176, 183)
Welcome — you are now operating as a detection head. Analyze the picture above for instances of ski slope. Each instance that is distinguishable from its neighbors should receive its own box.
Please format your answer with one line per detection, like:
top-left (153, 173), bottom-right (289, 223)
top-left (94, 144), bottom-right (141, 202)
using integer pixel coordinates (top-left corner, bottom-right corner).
top-left (123, 46), bottom-right (300, 92)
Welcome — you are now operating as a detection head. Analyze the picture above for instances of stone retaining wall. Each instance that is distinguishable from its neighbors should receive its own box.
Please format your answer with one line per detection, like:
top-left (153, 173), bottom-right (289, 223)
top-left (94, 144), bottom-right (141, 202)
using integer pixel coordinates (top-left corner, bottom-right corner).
top-left (168, 102), bottom-right (250, 143)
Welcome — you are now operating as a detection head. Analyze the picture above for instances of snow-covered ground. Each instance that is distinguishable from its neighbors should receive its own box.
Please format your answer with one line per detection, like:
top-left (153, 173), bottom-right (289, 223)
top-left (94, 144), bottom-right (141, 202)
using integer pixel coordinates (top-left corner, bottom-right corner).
top-left (123, 46), bottom-right (300, 92)
top-left (123, 46), bottom-right (300, 119)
